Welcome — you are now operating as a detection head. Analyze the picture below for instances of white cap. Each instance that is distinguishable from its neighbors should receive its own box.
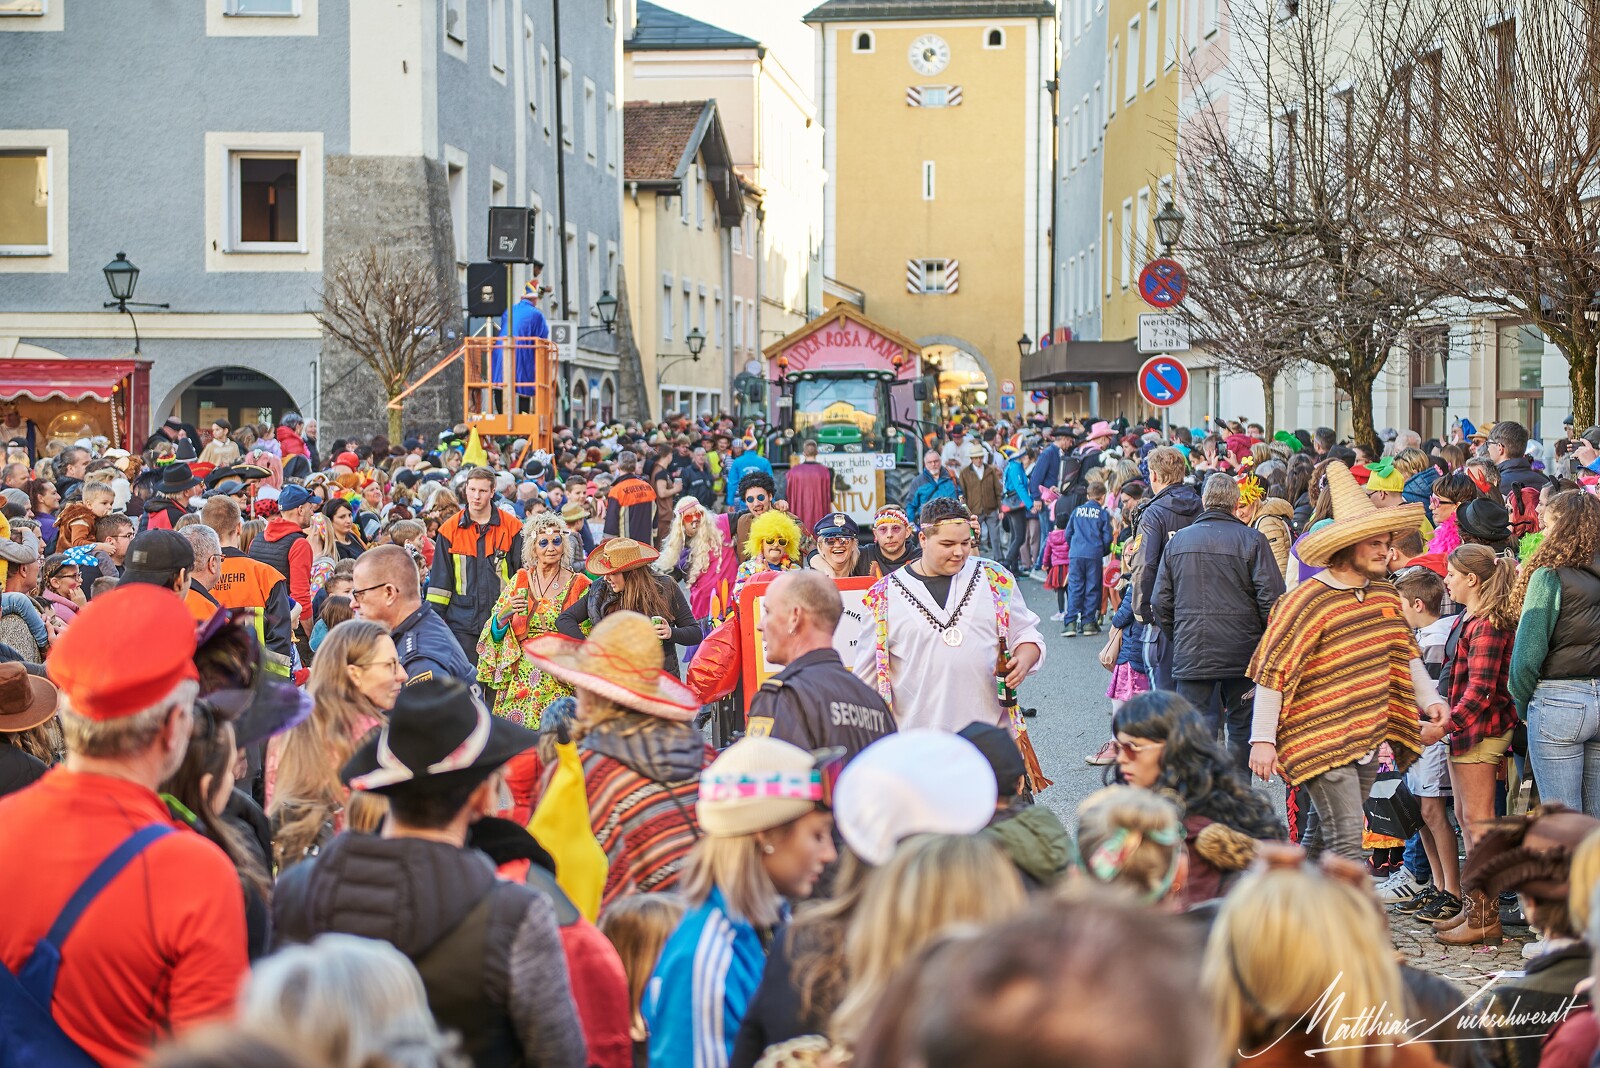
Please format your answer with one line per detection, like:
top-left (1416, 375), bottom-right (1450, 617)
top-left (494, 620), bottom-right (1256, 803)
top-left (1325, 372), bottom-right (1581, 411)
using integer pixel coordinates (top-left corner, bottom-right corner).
top-left (833, 729), bottom-right (998, 866)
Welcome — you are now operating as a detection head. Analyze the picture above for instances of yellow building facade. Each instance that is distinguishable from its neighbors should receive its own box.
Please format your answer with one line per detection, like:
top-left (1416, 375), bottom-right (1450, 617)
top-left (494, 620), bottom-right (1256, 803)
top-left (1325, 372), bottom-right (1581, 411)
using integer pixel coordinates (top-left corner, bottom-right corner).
top-left (1098, 0), bottom-right (1180, 342)
top-left (807, 0), bottom-right (1056, 417)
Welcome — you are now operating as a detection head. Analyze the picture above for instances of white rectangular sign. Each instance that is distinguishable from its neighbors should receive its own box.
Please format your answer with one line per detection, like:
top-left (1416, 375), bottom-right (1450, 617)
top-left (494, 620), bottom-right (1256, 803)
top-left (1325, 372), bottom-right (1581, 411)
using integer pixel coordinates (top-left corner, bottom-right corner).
top-left (549, 320), bottom-right (577, 362)
top-left (821, 452), bottom-right (893, 523)
top-left (1138, 313), bottom-right (1191, 354)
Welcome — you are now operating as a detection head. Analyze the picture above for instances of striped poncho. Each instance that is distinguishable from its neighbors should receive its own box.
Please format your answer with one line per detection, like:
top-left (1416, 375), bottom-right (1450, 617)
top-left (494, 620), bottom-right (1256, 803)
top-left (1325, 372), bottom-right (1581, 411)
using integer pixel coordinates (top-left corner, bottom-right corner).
top-left (1248, 579), bottom-right (1424, 787)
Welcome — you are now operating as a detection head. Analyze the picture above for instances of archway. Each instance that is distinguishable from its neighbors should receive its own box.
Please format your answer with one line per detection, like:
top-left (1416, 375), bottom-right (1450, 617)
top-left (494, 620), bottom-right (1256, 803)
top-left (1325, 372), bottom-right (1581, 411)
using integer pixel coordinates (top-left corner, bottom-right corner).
top-left (159, 366), bottom-right (299, 435)
top-left (599, 376), bottom-right (616, 424)
top-left (915, 334), bottom-right (998, 419)
top-left (571, 376), bottom-right (590, 424)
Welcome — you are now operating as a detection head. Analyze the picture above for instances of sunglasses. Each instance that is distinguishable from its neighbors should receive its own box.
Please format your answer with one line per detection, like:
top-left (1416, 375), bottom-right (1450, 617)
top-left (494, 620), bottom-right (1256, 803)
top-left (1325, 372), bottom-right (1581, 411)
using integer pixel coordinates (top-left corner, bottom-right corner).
top-left (1110, 738), bottom-right (1165, 758)
top-left (534, 537), bottom-right (565, 549)
top-left (744, 492), bottom-right (770, 504)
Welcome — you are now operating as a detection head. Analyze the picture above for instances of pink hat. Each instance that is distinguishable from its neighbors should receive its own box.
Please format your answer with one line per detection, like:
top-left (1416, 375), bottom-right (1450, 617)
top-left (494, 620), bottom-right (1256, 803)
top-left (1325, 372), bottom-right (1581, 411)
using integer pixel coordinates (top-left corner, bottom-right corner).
top-left (1087, 420), bottom-right (1115, 443)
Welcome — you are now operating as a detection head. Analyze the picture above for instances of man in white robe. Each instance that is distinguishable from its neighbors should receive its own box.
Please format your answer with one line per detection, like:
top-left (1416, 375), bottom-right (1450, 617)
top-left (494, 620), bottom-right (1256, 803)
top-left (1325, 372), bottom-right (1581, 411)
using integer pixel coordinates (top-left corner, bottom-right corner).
top-left (854, 498), bottom-right (1045, 733)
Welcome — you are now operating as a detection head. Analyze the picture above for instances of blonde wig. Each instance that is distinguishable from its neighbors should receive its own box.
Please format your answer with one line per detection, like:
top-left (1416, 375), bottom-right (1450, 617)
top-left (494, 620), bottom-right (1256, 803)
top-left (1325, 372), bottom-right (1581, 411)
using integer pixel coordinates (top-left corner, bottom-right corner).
top-left (1202, 864), bottom-right (1407, 1068)
top-left (656, 501), bottom-right (722, 586)
top-left (830, 834), bottom-right (1026, 1048)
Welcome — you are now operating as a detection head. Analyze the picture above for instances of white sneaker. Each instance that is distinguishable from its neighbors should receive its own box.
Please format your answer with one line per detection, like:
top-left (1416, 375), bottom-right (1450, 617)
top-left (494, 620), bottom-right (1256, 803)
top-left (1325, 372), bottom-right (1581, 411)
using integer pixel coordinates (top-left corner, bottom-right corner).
top-left (1375, 867), bottom-right (1427, 904)
top-left (1049, 611), bottom-right (1066, 621)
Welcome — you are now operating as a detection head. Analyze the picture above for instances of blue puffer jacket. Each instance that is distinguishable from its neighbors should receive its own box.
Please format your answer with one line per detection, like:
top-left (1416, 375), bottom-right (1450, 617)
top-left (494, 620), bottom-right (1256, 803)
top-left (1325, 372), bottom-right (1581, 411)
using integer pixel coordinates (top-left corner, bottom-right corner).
top-left (1066, 500), bottom-right (1113, 560)
top-left (1402, 467), bottom-right (1439, 525)
top-left (906, 472), bottom-right (960, 524)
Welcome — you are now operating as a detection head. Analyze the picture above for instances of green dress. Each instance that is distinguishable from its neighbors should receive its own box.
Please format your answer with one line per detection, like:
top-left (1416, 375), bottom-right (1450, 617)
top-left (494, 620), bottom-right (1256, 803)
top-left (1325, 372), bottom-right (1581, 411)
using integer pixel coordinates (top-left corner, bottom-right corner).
top-left (476, 569), bottom-right (591, 727)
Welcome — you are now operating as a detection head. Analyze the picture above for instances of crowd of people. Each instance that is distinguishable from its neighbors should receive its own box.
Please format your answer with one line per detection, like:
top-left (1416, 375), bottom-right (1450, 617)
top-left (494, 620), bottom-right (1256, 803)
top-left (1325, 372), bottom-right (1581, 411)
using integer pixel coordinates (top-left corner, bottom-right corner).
top-left (4, 405), bottom-right (1600, 1067)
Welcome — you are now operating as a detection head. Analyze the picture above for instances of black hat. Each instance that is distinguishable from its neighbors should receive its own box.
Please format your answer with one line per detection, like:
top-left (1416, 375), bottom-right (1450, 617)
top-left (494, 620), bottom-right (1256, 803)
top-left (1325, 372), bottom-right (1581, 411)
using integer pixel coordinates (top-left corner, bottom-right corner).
top-left (205, 478), bottom-right (246, 498)
top-left (1052, 425), bottom-right (1073, 438)
top-left (118, 529), bottom-right (193, 587)
top-left (958, 721), bottom-right (1026, 796)
top-left (393, 469), bottom-right (420, 489)
top-left (342, 678), bottom-right (537, 796)
top-left (157, 462), bottom-right (202, 493)
top-left (1457, 497), bottom-right (1512, 542)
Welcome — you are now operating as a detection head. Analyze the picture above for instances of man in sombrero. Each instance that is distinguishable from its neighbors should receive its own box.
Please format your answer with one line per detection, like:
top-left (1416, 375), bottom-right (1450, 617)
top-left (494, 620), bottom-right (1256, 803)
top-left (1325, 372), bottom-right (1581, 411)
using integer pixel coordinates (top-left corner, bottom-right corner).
top-left (1247, 460), bottom-right (1449, 861)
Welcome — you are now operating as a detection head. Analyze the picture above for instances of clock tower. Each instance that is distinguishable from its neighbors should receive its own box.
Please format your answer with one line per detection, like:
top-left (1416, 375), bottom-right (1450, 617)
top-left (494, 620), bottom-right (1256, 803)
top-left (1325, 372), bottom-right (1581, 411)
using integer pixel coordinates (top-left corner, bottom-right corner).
top-left (805, 0), bottom-right (1057, 419)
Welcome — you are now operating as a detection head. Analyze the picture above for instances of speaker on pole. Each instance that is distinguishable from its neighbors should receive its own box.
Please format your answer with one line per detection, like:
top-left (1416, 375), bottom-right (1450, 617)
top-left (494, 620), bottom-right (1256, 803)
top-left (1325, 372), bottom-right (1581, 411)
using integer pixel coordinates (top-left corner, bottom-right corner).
top-left (487, 206), bottom-right (538, 263)
top-left (466, 262), bottom-right (507, 317)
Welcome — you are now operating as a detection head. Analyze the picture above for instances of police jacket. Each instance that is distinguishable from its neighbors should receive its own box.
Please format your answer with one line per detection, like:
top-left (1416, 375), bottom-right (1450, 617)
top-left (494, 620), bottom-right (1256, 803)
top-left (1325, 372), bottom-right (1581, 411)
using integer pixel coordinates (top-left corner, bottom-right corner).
top-left (426, 507), bottom-right (522, 642)
top-left (746, 648), bottom-right (895, 761)
top-left (392, 605), bottom-right (476, 687)
top-left (1066, 500), bottom-right (1113, 560)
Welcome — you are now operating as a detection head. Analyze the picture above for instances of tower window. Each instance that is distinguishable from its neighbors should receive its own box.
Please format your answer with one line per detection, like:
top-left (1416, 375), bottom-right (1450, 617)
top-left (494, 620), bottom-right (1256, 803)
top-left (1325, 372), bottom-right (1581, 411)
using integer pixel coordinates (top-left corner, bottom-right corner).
top-left (853, 30), bottom-right (874, 52)
top-left (985, 27), bottom-right (1006, 48)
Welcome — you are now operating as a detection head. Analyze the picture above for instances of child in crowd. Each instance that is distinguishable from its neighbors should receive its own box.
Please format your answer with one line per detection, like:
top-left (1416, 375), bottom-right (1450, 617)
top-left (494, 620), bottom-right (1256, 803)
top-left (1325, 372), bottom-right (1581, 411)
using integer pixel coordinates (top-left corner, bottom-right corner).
top-left (1063, 482), bottom-right (1114, 637)
top-left (53, 482), bottom-right (115, 550)
top-left (598, 892), bottom-right (686, 1066)
top-left (311, 595), bottom-right (353, 654)
top-left (1042, 510), bottom-right (1072, 621)
top-left (1385, 564), bottom-right (1460, 922)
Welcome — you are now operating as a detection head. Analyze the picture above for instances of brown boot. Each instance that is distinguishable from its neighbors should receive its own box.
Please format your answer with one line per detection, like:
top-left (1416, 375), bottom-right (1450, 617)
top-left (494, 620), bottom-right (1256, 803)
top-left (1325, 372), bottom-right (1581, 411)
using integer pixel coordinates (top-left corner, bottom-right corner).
top-left (1434, 889), bottom-right (1503, 946)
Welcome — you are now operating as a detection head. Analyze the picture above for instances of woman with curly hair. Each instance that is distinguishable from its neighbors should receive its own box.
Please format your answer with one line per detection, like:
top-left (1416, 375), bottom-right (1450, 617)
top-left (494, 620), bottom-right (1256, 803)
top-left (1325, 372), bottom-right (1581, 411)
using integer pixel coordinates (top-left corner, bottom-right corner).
top-left (477, 512), bottom-right (591, 725)
top-left (1512, 489), bottom-right (1600, 816)
top-left (1109, 690), bottom-right (1285, 905)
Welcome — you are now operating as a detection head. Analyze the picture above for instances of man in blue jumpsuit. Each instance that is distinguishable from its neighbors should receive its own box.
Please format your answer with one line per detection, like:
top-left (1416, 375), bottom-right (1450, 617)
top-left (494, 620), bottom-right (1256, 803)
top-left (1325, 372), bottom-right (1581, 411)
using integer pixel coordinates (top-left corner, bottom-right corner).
top-left (496, 264), bottom-right (550, 414)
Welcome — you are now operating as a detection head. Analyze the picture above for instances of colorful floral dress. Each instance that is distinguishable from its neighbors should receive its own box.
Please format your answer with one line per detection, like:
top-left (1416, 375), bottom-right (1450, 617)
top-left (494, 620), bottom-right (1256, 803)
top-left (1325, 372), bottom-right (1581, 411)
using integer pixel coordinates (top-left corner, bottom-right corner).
top-left (477, 568), bottom-right (592, 727)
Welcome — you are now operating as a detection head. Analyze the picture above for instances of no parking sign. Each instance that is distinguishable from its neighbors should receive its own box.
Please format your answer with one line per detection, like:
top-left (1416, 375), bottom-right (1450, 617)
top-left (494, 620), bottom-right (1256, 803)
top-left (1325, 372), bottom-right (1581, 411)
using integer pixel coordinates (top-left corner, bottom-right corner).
top-left (1137, 356), bottom-right (1189, 408)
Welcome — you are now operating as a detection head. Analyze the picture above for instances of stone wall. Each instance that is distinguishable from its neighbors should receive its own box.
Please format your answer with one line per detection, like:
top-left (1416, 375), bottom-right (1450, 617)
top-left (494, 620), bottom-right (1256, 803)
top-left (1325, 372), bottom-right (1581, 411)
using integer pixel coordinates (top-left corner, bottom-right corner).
top-left (319, 154), bottom-right (464, 441)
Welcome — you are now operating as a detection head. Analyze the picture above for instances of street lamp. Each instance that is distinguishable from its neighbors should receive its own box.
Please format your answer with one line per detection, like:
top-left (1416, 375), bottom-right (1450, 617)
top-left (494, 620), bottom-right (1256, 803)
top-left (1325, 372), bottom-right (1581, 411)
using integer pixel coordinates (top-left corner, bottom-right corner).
top-left (687, 327), bottom-right (706, 358)
top-left (1153, 201), bottom-right (1186, 254)
top-left (101, 252), bottom-right (169, 354)
top-left (656, 328), bottom-right (709, 393)
top-left (595, 289), bottom-right (617, 330)
top-left (1017, 333), bottom-right (1032, 360)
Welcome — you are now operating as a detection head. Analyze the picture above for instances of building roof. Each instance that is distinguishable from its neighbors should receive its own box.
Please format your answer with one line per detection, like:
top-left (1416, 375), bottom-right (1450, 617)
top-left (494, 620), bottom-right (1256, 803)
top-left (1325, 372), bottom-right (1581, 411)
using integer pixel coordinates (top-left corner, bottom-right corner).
top-left (627, 1), bottom-right (762, 53)
top-left (624, 101), bottom-right (712, 182)
top-left (804, 0), bottom-right (1054, 20)
top-left (623, 100), bottom-right (745, 225)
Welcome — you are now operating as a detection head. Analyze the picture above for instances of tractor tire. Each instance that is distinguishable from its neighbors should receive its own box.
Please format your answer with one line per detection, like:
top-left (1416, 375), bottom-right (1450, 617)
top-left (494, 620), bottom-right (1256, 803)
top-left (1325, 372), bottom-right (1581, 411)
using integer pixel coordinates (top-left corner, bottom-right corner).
top-left (885, 466), bottom-right (918, 511)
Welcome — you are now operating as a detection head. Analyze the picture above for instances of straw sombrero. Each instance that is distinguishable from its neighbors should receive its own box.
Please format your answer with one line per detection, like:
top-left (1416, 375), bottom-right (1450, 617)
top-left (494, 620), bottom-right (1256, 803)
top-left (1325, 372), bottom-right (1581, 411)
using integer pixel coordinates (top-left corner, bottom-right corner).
top-left (522, 611), bottom-right (700, 721)
top-left (585, 537), bottom-right (659, 576)
top-left (1295, 461), bottom-right (1426, 568)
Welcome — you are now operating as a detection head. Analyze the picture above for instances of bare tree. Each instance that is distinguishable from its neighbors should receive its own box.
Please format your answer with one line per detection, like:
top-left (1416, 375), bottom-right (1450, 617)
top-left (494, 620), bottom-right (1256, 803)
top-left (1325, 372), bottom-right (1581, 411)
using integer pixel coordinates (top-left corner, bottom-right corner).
top-left (313, 246), bottom-right (459, 441)
top-left (1382, 0), bottom-right (1600, 426)
top-left (1179, 0), bottom-right (1444, 445)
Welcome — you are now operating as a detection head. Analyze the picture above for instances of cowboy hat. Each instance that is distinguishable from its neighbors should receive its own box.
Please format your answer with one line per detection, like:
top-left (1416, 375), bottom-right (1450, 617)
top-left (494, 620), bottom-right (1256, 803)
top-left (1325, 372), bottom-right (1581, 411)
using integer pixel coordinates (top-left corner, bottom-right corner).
top-left (559, 501), bottom-right (590, 524)
top-left (342, 677), bottom-right (537, 796)
top-left (1085, 420), bottom-right (1115, 443)
top-left (156, 463), bottom-right (202, 494)
top-left (1294, 461), bottom-right (1426, 568)
top-left (584, 537), bottom-right (659, 576)
top-left (0, 661), bottom-right (57, 733)
top-left (521, 611), bottom-right (700, 721)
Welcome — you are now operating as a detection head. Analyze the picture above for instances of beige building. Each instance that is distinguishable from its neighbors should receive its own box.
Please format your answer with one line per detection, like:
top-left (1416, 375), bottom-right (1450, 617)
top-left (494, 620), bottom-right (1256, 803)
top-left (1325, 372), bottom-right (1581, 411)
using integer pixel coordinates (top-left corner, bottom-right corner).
top-left (624, 1), bottom-right (824, 371)
top-left (623, 99), bottom-right (745, 419)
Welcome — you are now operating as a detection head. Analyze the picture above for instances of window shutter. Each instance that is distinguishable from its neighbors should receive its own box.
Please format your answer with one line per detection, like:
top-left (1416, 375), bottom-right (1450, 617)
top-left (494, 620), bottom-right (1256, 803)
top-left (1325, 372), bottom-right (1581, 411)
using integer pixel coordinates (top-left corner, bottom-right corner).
top-left (948, 85), bottom-right (963, 106)
top-left (906, 85), bottom-right (924, 107)
top-left (946, 259), bottom-right (959, 293)
top-left (907, 259), bottom-right (923, 292)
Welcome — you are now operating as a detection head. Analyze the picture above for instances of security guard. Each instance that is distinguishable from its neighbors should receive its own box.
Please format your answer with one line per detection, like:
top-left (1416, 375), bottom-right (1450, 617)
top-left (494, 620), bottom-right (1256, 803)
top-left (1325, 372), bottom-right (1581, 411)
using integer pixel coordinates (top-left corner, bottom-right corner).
top-left (746, 570), bottom-right (894, 761)
top-left (352, 544), bottom-right (475, 687)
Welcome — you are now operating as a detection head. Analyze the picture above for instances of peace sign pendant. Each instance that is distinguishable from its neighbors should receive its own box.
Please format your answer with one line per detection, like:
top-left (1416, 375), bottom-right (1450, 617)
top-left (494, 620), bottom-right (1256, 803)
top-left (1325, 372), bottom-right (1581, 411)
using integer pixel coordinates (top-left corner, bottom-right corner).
top-left (942, 627), bottom-right (964, 648)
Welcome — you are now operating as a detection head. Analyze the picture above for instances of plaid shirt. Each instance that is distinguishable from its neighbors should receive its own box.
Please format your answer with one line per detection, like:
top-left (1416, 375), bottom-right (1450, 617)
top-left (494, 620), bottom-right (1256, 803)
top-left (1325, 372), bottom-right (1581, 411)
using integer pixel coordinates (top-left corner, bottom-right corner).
top-left (1441, 615), bottom-right (1519, 757)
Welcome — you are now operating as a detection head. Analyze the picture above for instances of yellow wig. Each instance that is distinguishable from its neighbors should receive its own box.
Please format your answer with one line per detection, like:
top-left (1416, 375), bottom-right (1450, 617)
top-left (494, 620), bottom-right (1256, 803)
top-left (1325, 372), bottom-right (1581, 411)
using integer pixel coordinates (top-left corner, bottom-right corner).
top-left (745, 509), bottom-right (802, 563)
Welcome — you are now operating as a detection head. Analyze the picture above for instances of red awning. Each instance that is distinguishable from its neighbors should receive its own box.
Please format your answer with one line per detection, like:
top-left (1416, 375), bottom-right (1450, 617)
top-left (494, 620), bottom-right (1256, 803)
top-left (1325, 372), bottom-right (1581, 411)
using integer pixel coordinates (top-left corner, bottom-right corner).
top-left (0, 359), bottom-right (141, 403)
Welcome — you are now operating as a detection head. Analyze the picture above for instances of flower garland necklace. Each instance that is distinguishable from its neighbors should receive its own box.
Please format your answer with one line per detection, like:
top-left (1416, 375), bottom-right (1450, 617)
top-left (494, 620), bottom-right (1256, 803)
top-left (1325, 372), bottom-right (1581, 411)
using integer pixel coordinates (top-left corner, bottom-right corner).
top-left (891, 563), bottom-right (982, 647)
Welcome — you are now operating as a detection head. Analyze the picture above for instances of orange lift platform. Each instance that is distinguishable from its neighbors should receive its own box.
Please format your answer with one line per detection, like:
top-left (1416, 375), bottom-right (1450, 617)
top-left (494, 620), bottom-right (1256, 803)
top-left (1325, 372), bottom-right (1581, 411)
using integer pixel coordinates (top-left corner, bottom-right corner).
top-left (389, 327), bottom-right (557, 454)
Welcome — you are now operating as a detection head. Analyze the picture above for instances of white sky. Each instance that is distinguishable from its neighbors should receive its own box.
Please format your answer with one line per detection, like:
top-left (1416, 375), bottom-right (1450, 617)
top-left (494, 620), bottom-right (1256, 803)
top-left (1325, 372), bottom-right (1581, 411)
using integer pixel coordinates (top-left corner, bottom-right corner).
top-left (651, 0), bottom-right (820, 98)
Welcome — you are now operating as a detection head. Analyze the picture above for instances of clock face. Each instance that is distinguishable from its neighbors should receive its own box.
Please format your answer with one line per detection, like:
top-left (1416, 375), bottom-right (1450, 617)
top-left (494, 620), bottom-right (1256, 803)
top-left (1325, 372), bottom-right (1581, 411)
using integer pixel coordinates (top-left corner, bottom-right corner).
top-left (908, 33), bottom-right (951, 76)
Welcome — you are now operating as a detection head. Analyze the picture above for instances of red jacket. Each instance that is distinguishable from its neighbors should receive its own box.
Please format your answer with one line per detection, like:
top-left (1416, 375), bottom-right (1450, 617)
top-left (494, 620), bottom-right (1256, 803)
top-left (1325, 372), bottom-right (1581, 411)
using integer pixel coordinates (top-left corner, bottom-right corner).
top-left (0, 769), bottom-right (248, 1067)
top-left (253, 518), bottom-right (313, 621)
top-left (275, 425), bottom-right (309, 459)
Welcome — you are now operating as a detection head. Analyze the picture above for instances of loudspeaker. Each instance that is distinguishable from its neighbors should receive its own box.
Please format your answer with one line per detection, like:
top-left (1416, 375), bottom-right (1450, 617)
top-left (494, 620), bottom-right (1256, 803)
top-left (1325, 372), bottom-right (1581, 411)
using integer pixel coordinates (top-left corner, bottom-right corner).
top-left (466, 262), bottom-right (507, 317)
top-left (487, 206), bottom-right (537, 263)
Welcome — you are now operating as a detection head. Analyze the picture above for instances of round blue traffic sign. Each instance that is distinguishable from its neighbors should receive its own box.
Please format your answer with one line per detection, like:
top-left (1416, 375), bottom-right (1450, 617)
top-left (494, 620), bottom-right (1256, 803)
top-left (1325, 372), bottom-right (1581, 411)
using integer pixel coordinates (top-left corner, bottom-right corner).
top-left (1138, 356), bottom-right (1189, 408)
top-left (1138, 258), bottom-right (1189, 309)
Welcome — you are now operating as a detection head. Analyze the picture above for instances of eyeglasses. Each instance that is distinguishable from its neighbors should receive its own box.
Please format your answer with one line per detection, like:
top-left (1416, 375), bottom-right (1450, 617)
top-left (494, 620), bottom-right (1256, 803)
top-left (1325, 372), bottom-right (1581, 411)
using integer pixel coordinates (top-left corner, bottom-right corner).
top-left (349, 582), bottom-right (394, 603)
top-left (357, 657), bottom-right (402, 672)
top-left (744, 493), bottom-right (769, 504)
top-left (1111, 738), bottom-right (1165, 758)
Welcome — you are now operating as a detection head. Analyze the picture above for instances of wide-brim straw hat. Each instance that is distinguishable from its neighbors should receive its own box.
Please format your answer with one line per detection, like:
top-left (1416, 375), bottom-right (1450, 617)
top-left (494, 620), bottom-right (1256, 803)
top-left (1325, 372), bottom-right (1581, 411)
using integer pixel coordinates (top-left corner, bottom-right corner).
top-left (522, 611), bottom-right (700, 721)
top-left (1295, 461), bottom-right (1427, 568)
top-left (585, 537), bottom-right (659, 576)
